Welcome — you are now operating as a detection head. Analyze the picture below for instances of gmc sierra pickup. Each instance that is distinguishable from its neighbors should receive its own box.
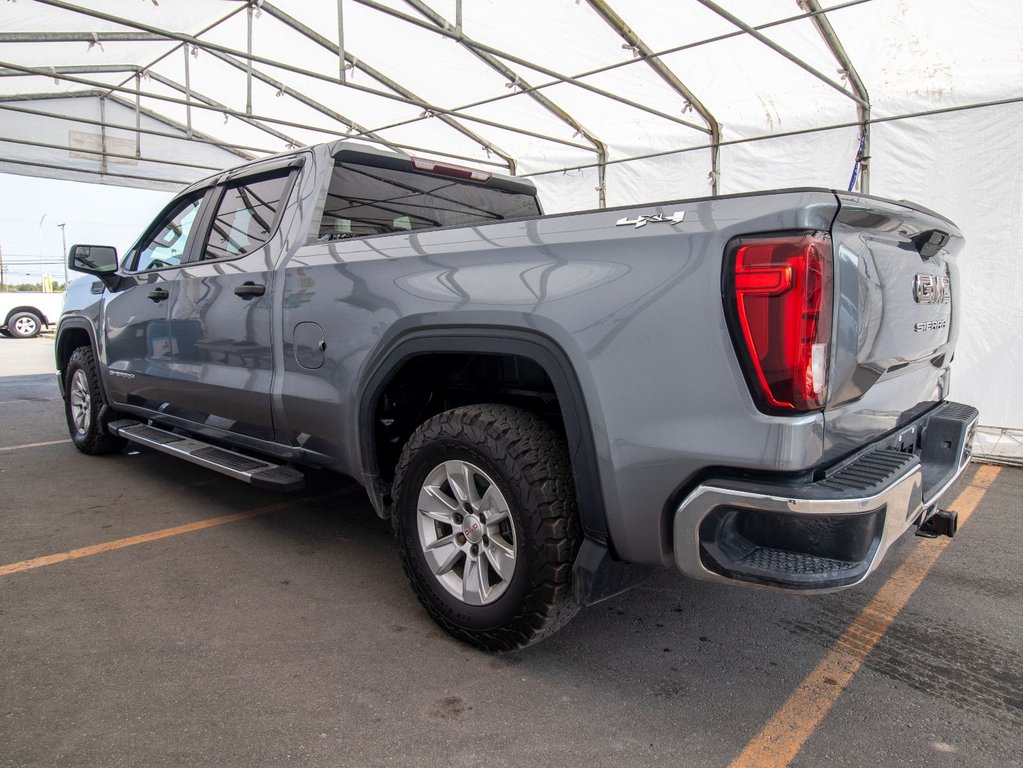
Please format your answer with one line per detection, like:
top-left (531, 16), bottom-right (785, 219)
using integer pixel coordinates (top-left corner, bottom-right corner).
top-left (56, 141), bottom-right (977, 650)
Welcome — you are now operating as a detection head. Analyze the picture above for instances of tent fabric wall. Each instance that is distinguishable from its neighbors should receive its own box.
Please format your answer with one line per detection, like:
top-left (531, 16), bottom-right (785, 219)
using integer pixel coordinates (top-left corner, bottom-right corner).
top-left (0, 0), bottom-right (1019, 446)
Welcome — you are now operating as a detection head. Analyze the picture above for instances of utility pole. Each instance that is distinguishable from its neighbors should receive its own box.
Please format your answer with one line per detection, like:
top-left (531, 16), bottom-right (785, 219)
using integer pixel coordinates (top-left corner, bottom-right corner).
top-left (0, 243), bottom-right (5, 292)
top-left (37, 213), bottom-right (47, 292)
top-left (58, 223), bottom-right (68, 291)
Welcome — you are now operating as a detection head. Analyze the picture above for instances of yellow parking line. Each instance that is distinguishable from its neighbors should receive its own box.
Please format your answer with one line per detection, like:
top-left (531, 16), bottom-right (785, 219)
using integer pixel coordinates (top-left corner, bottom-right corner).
top-left (729, 463), bottom-right (1001, 768)
top-left (0, 498), bottom-right (306, 577)
top-left (0, 439), bottom-right (71, 452)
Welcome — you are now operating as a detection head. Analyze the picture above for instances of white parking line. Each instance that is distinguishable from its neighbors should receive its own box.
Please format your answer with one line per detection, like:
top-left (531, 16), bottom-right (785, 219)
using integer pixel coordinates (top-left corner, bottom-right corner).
top-left (0, 439), bottom-right (71, 453)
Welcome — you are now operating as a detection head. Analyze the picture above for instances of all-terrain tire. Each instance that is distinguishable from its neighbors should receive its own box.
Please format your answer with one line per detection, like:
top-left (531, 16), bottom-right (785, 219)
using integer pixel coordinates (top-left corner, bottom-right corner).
top-left (64, 346), bottom-right (127, 455)
top-left (393, 404), bottom-right (581, 651)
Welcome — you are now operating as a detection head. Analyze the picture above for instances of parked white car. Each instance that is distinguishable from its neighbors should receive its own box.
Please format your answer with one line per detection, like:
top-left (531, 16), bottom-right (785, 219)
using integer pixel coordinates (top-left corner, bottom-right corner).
top-left (0, 292), bottom-right (65, 338)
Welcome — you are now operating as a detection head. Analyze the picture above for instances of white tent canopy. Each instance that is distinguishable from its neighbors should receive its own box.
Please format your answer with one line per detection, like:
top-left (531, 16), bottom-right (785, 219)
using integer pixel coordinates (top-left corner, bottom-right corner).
top-left (1, 0), bottom-right (1020, 451)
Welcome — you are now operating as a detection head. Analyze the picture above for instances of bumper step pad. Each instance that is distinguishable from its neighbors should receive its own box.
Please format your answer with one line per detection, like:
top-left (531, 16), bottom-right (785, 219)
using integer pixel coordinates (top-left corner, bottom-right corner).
top-left (109, 420), bottom-right (305, 492)
top-left (737, 546), bottom-right (860, 577)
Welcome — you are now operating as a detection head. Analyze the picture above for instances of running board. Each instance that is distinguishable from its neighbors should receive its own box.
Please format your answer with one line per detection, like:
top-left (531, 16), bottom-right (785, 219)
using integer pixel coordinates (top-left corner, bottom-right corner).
top-left (109, 420), bottom-right (305, 492)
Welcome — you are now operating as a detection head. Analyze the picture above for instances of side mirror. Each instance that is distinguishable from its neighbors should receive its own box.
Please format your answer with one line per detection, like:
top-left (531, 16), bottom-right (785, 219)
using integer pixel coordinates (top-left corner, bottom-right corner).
top-left (68, 244), bottom-right (119, 276)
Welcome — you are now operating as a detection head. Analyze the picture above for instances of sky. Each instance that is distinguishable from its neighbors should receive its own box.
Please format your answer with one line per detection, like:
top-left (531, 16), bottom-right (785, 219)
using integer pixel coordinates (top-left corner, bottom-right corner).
top-left (0, 172), bottom-right (173, 286)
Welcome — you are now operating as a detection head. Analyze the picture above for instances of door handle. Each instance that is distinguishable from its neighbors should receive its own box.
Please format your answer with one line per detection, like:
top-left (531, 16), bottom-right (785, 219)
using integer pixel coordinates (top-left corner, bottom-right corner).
top-left (234, 282), bottom-right (266, 299)
top-left (147, 287), bottom-right (169, 302)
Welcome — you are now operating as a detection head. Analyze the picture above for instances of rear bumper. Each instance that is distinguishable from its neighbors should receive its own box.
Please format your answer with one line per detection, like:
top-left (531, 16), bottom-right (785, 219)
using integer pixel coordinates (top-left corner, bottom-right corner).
top-left (672, 401), bottom-right (978, 592)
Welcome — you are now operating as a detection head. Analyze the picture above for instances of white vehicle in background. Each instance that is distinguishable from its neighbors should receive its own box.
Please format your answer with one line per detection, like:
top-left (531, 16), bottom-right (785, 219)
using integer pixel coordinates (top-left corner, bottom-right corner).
top-left (0, 292), bottom-right (65, 338)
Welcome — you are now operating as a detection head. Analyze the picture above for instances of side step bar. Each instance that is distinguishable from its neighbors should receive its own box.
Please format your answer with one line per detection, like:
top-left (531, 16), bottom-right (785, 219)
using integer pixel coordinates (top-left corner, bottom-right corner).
top-left (109, 420), bottom-right (305, 492)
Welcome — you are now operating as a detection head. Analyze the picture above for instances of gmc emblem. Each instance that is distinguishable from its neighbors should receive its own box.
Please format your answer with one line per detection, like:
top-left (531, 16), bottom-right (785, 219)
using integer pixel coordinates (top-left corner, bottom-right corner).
top-left (913, 274), bottom-right (951, 304)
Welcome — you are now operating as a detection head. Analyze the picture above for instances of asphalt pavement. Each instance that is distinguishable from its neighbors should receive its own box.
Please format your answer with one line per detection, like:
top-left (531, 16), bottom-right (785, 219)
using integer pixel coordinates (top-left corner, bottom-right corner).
top-left (1, 336), bottom-right (1021, 767)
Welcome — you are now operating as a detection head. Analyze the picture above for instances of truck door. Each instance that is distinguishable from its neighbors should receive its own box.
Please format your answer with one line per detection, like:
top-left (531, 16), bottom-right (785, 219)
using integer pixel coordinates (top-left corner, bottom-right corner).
top-left (102, 189), bottom-right (211, 411)
top-left (163, 165), bottom-right (298, 443)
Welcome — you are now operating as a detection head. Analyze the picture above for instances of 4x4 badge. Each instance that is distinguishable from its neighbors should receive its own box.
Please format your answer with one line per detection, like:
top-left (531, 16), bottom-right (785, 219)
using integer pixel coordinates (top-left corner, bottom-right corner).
top-left (615, 211), bottom-right (686, 228)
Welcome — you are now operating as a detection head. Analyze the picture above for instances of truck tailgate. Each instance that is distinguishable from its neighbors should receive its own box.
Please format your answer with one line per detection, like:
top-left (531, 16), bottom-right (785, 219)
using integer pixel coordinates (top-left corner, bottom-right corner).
top-left (824, 193), bottom-right (964, 461)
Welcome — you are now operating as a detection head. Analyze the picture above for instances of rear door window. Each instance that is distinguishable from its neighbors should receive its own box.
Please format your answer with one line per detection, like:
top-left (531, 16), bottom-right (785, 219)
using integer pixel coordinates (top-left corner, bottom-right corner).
top-left (318, 160), bottom-right (541, 240)
top-left (201, 171), bottom-right (293, 261)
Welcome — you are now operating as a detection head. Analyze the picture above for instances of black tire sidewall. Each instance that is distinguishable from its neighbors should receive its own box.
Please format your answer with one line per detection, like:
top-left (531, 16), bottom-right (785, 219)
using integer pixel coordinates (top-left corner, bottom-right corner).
top-left (397, 438), bottom-right (535, 633)
top-left (63, 347), bottom-right (123, 454)
top-left (65, 355), bottom-right (97, 449)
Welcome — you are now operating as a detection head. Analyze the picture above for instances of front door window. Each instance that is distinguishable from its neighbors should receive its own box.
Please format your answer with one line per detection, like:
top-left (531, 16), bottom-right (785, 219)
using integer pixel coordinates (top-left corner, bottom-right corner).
top-left (136, 196), bottom-right (202, 271)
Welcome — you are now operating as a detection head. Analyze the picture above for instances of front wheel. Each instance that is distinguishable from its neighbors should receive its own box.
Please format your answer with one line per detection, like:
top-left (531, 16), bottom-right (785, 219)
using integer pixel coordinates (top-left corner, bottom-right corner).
top-left (393, 405), bottom-right (581, 651)
top-left (8, 312), bottom-right (42, 339)
top-left (63, 346), bottom-right (126, 455)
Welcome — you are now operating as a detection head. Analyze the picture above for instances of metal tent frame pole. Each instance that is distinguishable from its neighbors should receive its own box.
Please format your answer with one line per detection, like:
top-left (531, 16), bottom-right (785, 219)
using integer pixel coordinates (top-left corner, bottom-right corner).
top-left (516, 95), bottom-right (1023, 181)
top-left (0, 62), bottom-right (518, 168)
top-left (352, 0), bottom-right (710, 133)
top-left (0, 155), bottom-right (195, 186)
top-left (258, 2), bottom-right (518, 174)
top-left (801, 0), bottom-right (871, 193)
top-left (0, 97), bottom-right (507, 170)
top-left (146, 71), bottom-right (304, 149)
top-left (0, 134), bottom-right (226, 172)
top-left (0, 94), bottom-right (269, 156)
top-left (352, 0), bottom-right (870, 167)
top-left (32, 0), bottom-right (591, 157)
top-left (584, 0), bottom-right (721, 195)
top-left (401, 0), bottom-right (607, 205)
top-left (694, 0), bottom-right (867, 108)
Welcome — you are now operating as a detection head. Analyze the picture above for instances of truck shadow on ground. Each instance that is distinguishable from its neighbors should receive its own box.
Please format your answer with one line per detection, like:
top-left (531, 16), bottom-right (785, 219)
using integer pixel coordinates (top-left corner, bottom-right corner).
top-left (104, 448), bottom-right (1023, 739)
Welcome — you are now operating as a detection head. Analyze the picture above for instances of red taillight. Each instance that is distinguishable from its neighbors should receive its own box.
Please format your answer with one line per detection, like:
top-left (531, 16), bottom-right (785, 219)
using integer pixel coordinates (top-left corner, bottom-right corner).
top-left (726, 232), bottom-right (833, 412)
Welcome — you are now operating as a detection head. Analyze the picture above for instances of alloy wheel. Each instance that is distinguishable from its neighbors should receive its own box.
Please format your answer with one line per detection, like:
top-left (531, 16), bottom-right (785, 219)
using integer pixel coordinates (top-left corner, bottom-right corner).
top-left (416, 459), bottom-right (517, 606)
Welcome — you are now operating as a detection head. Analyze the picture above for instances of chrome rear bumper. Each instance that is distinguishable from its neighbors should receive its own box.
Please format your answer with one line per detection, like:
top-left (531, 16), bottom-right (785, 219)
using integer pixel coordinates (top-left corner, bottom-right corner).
top-left (672, 401), bottom-right (978, 592)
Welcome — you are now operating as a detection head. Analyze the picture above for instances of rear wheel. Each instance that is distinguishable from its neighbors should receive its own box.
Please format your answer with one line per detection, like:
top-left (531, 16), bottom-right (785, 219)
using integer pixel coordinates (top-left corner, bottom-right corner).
top-left (64, 346), bottom-right (126, 455)
top-left (393, 405), bottom-right (581, 651)
top-left (8, 312), bottom-right (42, 339)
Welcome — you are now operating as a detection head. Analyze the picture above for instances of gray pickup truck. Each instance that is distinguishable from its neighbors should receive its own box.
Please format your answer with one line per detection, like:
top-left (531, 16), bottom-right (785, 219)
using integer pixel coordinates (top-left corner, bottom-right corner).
top-left (57, 141), bottom-right (977, 650)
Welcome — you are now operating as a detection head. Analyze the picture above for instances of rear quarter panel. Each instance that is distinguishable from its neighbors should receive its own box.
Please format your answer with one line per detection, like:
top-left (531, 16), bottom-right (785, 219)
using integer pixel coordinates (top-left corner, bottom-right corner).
top-left (277, 181), bottom-right (839, 566)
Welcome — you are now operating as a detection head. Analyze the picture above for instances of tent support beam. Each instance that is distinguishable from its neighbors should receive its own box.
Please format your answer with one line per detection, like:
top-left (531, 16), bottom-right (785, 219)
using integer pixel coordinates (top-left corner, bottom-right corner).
top-left (0, 93), bottom-right (509, 169)
top-left (200, 49), bottom-right (398, 150)
top-left (694, 0), bottom-right (867, 108)
top-left (134, 72), bottom-right (141, 158)
top-left (246, 3), bottom-right (254, 114)
top-left (517, 94), bottom-right (1023, 180)
top-left (354, 0), bottom-right (710, 133)
top-left (0, 62), bottom-right (434, 159)
top-left (258, 2), bottom-right (518, 173)
top-left (0, 32), bottom-right (165, 43)
top-left (0, 64), bottom-right (135, 76)
top-left (402, 0), bottom-right (605, 204)
top-left (34, 0), bottom-right (581, 158)
top-left (102, 4), bottom-right (248, 108)
top-left (0, 96), bottom-right (277, 157)
top-left (0, 155), bottom-right (194, 186)
top-left (801, 0), bottom-right (870, 193)
top-left (183, 45), bottom-right (192, 139)
top-left (584, 0), bottom-right (721, 195)
top-left (336, 0), bottom-right (347, 84)
top-left (0, 134), bottom-right (226, 172)
top-left (146, 71), bottom-right (305, 149)
top-left (282, 0), bottom-right (871, 146)
top-left (98, 96), bottom-right (107, 174)
top-left (0, 66), bottom-right (302, 152)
